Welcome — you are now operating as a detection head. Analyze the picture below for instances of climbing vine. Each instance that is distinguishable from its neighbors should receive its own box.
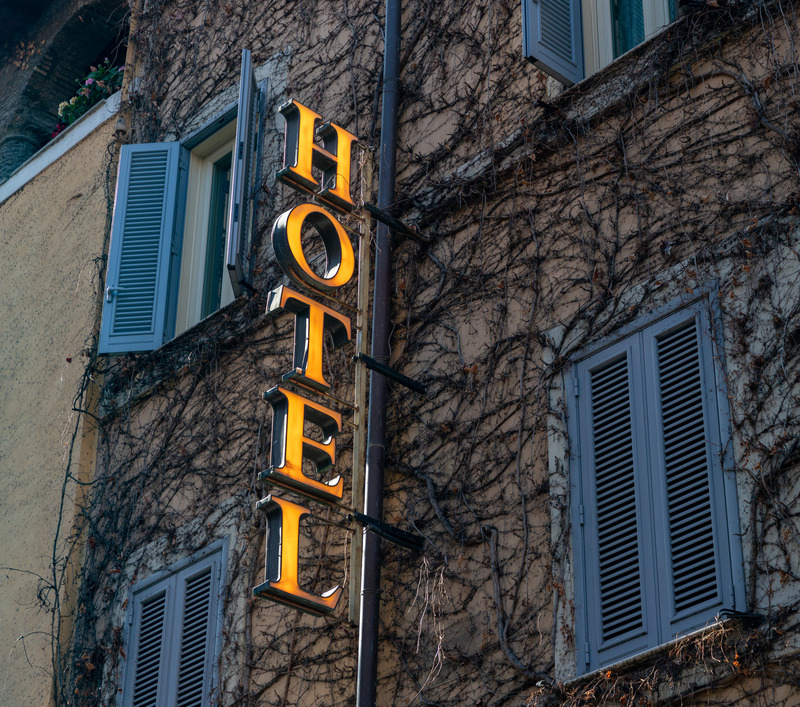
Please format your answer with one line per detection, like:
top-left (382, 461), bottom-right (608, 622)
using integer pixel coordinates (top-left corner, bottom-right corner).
top-left (44, 0), bottom-right (800, 704)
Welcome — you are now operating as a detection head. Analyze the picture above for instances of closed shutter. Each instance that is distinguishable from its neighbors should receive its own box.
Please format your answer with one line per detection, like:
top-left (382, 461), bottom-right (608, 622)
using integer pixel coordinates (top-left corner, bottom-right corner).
top-left (651, 316), bottom-right (730, 640)
top-left (521, 0), bottom-right (584, 86)
top-left (99, 142), bottom-right (185, 354)
top-left (572, 302), bottom-right (742, 673)
top-left (226, 48), bottom-right (261, 296)
top-left (176, 567), bottom-right (214, 706)
top-left (132, 590), bottom-right (168, 707)
top-left (589, 354), bottom-right (646, 645)
top-left (124, 548), bottom-right (223, 707)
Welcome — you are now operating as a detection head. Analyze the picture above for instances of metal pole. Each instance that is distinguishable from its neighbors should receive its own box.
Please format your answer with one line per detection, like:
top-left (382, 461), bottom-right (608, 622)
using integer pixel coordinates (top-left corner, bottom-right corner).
top-left (349, 150), bottom-right (373, 622)
top-left (356, 0), bottom-right (401, 703)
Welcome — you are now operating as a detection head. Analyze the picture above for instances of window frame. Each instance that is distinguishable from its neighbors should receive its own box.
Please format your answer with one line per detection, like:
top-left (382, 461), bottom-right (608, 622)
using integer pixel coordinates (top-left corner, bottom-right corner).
top-left (98, 50), bottom-right (265, 355)
top-left (564, 295), bottom-right (745, 674)
top-left (176, 120), bottom-right (237, 335)
top-left (522, 0), bottom-right (676, 86)
top-left (120, 538), bottom-right (228, 707)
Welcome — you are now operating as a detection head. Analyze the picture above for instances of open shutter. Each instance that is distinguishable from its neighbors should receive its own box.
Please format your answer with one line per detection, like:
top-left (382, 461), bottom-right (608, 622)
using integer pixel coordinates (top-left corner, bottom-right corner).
top-left (521, 0), bottom-right (584, 86)
top-left (226, 48), bottom-right (260, 296)
top-left (99, 142), bottom-right (184, 354)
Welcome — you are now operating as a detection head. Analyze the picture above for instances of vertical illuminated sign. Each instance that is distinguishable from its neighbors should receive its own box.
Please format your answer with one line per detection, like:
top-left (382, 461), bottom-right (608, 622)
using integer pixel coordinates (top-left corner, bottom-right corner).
top-left (254, 100), bottom-right (358, 615)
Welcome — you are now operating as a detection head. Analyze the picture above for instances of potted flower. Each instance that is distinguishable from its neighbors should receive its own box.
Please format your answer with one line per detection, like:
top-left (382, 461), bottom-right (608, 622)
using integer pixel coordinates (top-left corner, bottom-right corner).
top-left (52, 59), bottom-right (124, 138)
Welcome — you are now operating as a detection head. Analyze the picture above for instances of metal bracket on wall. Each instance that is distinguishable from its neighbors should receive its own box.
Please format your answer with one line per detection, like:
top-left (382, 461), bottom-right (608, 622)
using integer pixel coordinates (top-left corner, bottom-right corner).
top-left (363, 203), bottom-right (428, 243)
top-left (349, 511), bottom-right (424, 553)
top-left (353, 353), bottom-right (426, 395)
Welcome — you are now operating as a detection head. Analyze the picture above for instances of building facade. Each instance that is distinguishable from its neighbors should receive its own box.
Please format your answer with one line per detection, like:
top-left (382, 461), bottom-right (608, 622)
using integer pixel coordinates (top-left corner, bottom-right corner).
top-left (3, 0), bottom-right (800, 705)
top-left (0, 69), bottom-right (120, 707)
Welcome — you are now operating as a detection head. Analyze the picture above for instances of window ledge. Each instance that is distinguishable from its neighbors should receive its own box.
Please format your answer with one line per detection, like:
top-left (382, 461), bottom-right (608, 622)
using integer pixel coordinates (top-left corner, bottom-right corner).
top-left (97, 293), bottom-right (268, 420)
top-left (548, 613), bottom-right (800, 705)
top-left (407, 18), bottom-right (687, 224)
top-left (565, 621), bottom-right (727, 688)
top-left (0, 91), bottom-right (121, 206)
top-left (406, 5), bottom-right (749, 227)
top-left (547, 15), bottom-right (687, 124)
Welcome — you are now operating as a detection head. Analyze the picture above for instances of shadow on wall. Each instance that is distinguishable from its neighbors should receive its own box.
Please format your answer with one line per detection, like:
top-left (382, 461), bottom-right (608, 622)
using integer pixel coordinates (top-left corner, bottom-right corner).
top-left (0, 0), bottom-right (128, 181)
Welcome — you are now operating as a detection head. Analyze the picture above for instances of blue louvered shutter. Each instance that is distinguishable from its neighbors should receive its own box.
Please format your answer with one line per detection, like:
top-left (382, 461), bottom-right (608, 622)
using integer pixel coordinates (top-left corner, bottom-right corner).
top-left (124, 548), bottom-right (223, 707)
top-left (226, 49), bottom-right (261, 296)
top-left (521, 0), bottom-right (584, 86)
top-left (99, 142), bottom-right (184, 354)
top-left (647, 312), bottom-right (737, 637)
top-left (573, 303), bottom-right (743, 673)
top-left (129, 586), bottom-right (170, 707)
top-left (175, 565), bottom-right (216, 706)
top-left (577, 341), bottom-right (656, 671)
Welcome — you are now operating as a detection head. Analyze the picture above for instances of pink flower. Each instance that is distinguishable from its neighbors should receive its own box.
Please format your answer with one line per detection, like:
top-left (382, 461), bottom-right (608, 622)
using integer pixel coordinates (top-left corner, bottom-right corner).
top-left (85, 78), bottom-right (94, 85)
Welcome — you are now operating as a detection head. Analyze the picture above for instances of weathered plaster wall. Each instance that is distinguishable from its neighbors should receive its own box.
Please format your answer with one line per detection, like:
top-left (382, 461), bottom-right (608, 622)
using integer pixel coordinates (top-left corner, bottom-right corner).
top-left (67, 0), bottom-right (800, 705)
top-left (0, 121), bottom-right (113, 704)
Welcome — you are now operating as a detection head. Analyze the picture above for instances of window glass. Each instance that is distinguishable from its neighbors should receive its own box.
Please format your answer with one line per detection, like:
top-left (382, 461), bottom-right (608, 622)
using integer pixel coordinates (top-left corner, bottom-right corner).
top-left (202, 153), bottom-right (232, 319)
top-left (523, 0), bottom-right (678, 85)
top-left (97, 49), bottom-right (260, 355)
top-left (612, 0), bottom-right (645, 57)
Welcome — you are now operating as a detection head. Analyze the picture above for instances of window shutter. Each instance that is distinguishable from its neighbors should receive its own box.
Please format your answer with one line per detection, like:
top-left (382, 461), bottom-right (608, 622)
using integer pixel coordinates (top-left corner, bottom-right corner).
top-left (521, 0), bottom-right (584, 86)
top-left (580, 348), bottom-right (653, 670)
top-left (572, 302), bottom-right (743, 673)
top-left (589, 355), bottom-right (645, 643)
top-left (124, 546), bottom-right (224, 707)
top-left (653, 317), bottom-right (724, 631)
top-left (131, 590), bottom-right (168, 707)
top-left (176, 567), bottom-right (214, 707)
top-left (226, 48), bottom-right (260, 296)
top-left (99, 142), bottom-right (184, 354)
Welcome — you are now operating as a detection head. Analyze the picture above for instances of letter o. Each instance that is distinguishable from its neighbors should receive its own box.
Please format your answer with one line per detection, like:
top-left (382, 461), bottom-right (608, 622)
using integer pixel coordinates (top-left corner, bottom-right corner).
top-left (271, 203), bottom-right (355, 293)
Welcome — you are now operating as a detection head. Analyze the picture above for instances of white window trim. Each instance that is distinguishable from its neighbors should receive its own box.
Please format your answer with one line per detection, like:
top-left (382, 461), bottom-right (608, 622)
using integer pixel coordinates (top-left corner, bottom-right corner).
top-left (97, 49), bottom-right (292, 356)
top-left (522, 0), bottom-right (677, 87)
top-left (581, 0), bottom-right (673, 75)
top-left (98, 52), bottom-right (261, 354)
top-left (176, 121), bottom-right (237, 336)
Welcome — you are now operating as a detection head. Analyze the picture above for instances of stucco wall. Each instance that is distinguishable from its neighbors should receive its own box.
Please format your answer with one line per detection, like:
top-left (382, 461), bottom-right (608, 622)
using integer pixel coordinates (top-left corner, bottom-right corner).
top-left (62, 0), bottom-right (800, 705)
top-left (0, 120), bottom-right (114, 704)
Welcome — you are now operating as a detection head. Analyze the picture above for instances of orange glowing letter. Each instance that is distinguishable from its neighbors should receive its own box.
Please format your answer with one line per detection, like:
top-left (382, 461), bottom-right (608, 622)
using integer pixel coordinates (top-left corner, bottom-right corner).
top-left (267, 285), bottom-right (351, 391)
top-left (262, 386), bottom-right (343, 503)
top-left (271, 203), bottom-right (355, 294)
top-left (277, 99), bottom-right (358, 212)
top-left (253, 495), bottom-right (343, 615)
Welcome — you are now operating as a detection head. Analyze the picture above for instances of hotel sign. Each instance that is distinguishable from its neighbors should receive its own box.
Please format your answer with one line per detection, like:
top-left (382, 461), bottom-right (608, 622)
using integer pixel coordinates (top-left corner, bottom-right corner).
top-left (253, 100), bottom-right (360, 615)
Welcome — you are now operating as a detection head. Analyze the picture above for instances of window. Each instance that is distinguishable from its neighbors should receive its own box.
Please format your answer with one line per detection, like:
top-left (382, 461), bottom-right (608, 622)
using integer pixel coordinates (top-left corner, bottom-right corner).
top-left (176, 121), bottom-right (236, 334)
top-left (567, 301), bottom-right (744, 673)
top-left (121, 543), bottom-right (226, 707)
top-left (522, 0), bottom-right (676, 85)
top-left (98, 49), bottom-right (262, 354)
